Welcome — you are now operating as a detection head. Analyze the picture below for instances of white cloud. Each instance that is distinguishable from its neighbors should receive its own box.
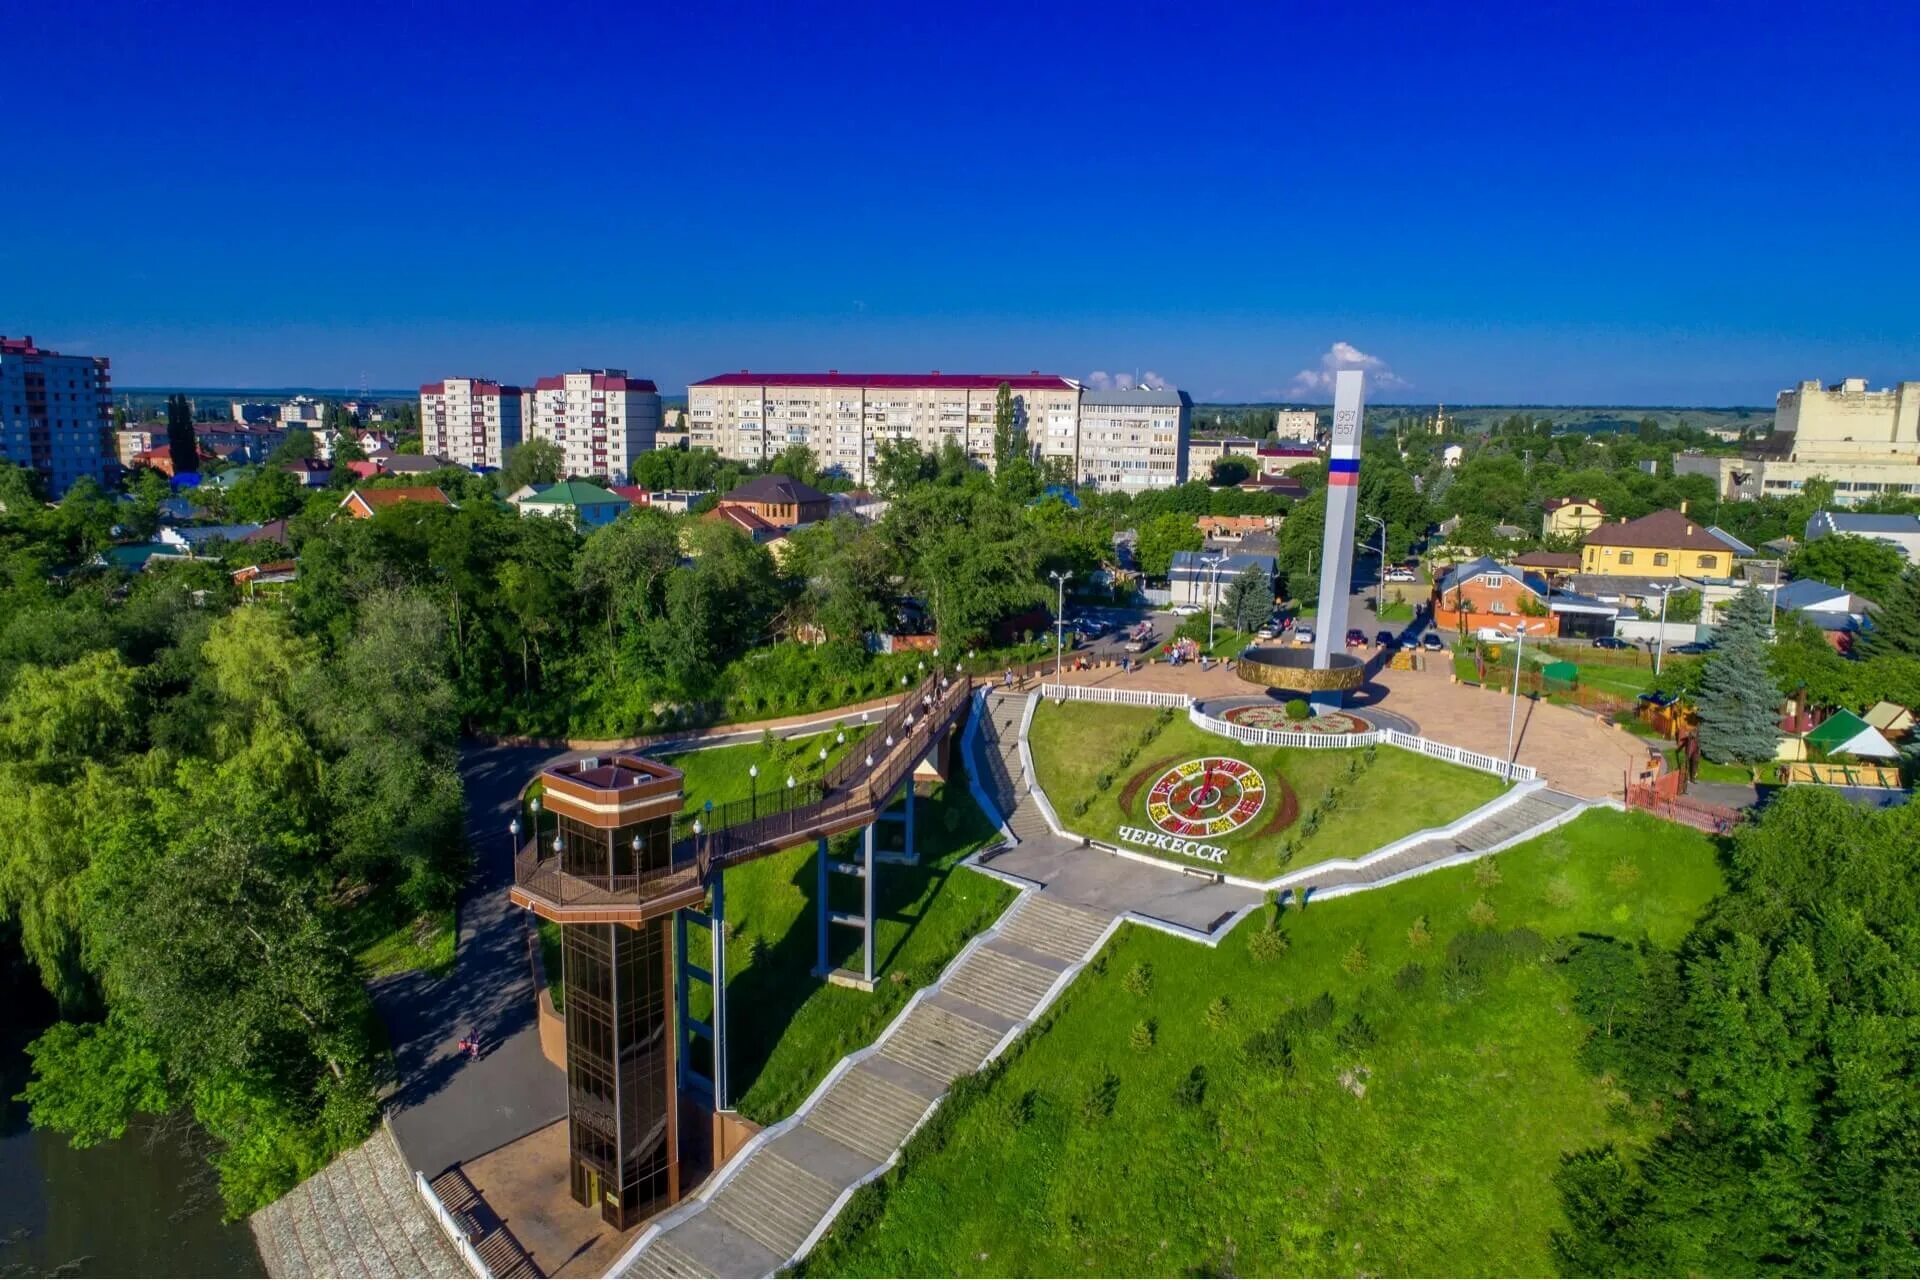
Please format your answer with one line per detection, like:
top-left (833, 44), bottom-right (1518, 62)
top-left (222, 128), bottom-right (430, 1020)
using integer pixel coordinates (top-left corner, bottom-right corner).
top-left (1084, 369), bottom-right (1172, 391)
top-left (1288, 342), bottom-right (1408, 397)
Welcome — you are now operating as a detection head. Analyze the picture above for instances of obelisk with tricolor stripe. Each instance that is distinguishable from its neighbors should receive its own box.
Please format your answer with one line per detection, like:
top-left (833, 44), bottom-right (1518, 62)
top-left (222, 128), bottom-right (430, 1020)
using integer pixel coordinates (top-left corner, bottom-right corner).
top-left (1310, 368), bottom-right (1365, 691)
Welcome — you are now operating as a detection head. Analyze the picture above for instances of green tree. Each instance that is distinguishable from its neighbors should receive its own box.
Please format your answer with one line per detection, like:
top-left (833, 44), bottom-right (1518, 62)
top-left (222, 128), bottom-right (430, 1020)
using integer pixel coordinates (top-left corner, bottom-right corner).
top-left (1220, 564), bottom-right (1272, 632)
top-left (165, 394), bottom-right (198, 475)
top-left (1857, 565), bottom-right (1920, 661)
top-left (500, 438), bottom-right (564, 492)
top-left (227, 466), bottom-right (306, 523)
top-left (767, 443), bottom-right (820, 486)
top-left (1694, 586), bottom-right (1781, 763)
top-left (872, 438), bottom-right (935, 498)
top-left (1787, 534), bottom-right (1907, 602)
top-left (266, 427), bottom-right (317, 465)
top-left (1210, 457), bottom-right (1252, 486)
top-left (1136, 511), bottom-right (1204, 578)
top-left (574, 506), bottom-right (685, 685)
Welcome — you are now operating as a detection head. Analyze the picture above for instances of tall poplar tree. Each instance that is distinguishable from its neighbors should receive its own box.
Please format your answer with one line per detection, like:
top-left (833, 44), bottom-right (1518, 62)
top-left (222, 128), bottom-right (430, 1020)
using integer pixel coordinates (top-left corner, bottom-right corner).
top-left (165, 394), bottom-right (197, 475)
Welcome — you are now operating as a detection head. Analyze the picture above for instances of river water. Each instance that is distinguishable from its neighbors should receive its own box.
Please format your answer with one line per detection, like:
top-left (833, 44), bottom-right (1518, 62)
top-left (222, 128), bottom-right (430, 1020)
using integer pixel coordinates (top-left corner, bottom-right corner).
top-left (1, 957), bottom-right (261, 1279)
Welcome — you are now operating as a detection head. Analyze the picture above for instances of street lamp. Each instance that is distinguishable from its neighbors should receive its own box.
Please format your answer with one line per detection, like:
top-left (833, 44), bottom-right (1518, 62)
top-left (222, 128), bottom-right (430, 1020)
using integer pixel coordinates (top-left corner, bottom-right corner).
top-left (1363, 515), bottom-right (1387, 618)
top-left (1049, 569), bottom-right (1073, 679)
top-left (1653, 582), bottom-right (1675, 676)
top-left (749, 763), bottom-right (759, 817)
top-left (1503, 623), bottom-right (1528, 781)
top-left (509, 816), bottom-right (520, 857)
top-left (1201, 552), bottom-right (1227, 652)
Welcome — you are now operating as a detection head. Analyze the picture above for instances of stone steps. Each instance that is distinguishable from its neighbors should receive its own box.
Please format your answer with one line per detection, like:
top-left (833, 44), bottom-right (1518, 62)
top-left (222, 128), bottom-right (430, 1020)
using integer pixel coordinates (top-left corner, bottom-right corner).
top-left (878, 1001), bottom-right (1003, 1082)
top-left (704, 1149), bottom-right (841, 1262)
top-left (802, 1064), bottom-right (935, 1161)
top-left (941, 943), bottom-right (1064, 1021)
top-left (623, 1236), bottom-right (714, 1279)
top-left (996, 896), bottom-right (1109, 963)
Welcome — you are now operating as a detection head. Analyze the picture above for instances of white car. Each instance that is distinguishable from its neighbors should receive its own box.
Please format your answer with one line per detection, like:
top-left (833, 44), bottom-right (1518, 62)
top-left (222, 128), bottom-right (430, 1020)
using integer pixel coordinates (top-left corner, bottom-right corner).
top-left (1170, 603), bottom-right (1205, 616)
top-left (1474, 626), bottom-right (1519, 642)
top-left (1293, 626), bottom-right (1315, 645)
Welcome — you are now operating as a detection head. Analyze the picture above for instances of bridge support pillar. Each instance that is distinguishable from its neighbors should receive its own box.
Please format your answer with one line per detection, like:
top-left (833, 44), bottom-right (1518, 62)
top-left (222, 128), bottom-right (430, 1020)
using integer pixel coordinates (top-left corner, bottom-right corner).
top-left (875, 775), bottom-right (916, 863)
top-left (674, 871), bottom-right (729, 1109)
top-left (814, 827), bottom-right (879, 991)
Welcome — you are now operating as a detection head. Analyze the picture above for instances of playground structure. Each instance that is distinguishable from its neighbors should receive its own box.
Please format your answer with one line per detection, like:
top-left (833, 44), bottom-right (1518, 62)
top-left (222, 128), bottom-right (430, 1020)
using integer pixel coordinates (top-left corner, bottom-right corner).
top-left (508, 668), bottom-right (971, 1230)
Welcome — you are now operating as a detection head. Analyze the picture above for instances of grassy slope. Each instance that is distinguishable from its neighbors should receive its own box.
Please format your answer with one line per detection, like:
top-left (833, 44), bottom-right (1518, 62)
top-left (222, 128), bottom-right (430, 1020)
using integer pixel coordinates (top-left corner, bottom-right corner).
top-left (663, 727), bottom-right (1016, 1125)
top-left (803, 807), bottom-right (1725, 1278)
top-left (1028, 702), bottom-right (1507, 879)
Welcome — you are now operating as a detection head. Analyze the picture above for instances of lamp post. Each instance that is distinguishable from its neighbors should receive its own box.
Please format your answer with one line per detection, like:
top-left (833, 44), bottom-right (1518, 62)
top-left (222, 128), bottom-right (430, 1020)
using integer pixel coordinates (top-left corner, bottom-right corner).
top-left (529, 795), bottom-right (542, 856)
top-left (1049, 569), bottom-right (1072, 678)
top-left (1201, 552), bottom-right (1227, 652)
top-left (509, 816), bottom-right (520, 859)
top-left (1364, 514), bottom-right (1387, 618)
top-left (1503, 622), bottom-right (1527, 780)
top-left (1653, 582), bottom-right (1674, 677)
top-left (748, 763), bottom-right (758, 818)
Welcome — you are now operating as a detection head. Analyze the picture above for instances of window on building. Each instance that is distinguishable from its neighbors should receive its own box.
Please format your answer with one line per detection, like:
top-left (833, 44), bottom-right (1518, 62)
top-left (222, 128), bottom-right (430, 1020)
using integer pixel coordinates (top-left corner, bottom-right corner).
top-left (1697, 554), bottom-right (1717, 569)
top-left (1619, 550), bottom-right (1635, 565)
top-left (1653, 553), bottom-right (1669, 567)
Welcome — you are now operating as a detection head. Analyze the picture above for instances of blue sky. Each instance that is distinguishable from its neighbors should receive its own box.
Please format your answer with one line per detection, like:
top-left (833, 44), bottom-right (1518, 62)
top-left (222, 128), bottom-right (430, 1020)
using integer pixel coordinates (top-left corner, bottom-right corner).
top-left (5, 0), bottom-right (1917, 403)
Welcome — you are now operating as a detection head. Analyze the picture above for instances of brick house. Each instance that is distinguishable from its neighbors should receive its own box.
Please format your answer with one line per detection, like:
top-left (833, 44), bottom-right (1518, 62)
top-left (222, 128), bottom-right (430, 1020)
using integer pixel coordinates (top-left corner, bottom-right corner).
top-left (714, 474), bottom-right (829, 529)
top-left (1432, 557), bottom-right (1554, 636)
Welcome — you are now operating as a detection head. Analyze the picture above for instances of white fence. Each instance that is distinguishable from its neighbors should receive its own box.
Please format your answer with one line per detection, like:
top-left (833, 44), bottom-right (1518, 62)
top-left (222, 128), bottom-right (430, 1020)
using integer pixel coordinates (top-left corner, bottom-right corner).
top-left (414, 1171), bottom-right (490, 1278)
top-left (1035, 685), bottom-right (1534, 782)
top-left (1038, 683), bottom-right (1192, 709)
top-left (1614, 618), bottom-right (1711, 645)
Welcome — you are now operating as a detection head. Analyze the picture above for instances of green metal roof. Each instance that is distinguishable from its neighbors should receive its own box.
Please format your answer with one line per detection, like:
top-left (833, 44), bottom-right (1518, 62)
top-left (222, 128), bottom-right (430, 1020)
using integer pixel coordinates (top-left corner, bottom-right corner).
top-left (1806, 709), bottom-right (1871, 749)
top-left (525, 479), bottom-right (629, 507)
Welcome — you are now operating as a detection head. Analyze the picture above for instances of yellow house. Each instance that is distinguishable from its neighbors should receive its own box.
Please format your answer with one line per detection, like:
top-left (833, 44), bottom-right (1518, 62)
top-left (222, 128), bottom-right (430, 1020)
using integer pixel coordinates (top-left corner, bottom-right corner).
top-left (1542, 496), bottom-right (1606, 538)
top-left (1579, 507), bottom-right (1735, 578)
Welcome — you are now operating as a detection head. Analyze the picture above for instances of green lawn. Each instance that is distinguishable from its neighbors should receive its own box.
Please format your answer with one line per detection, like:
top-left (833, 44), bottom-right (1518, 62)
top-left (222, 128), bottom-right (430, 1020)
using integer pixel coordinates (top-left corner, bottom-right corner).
top-left (347, 901), bottom-right (456, 979)
top-left (661, 729), bottom-right (1017, 1125)
top-left (1028, 702), bottom-right (1508, 880)
top-left (536, 917), bottom-right (565, 1012)
top-left (800, 808), bottom-right (1727, 1279)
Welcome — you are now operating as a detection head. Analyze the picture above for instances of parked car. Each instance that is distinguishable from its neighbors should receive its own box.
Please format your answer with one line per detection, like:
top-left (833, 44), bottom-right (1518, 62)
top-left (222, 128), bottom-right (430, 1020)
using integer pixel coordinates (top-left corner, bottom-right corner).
top-left (1673, 641), bottom-right (1714, 655)
top-left (1256, 625), bottom-right (1278, 640)
top-left (1375, 629), bottom-right (1397, 647)
top-left (1385, 569), bottom-right (1417, 582)
top-left (1345, 628), bottom-right (1368, 648)
top-left (1475, 626), bottom-right (1518, 642)
top-left (1593, 636), bottom-right (1631, 650)
top-left (1293, 626), bottom-right (1315, 646)
top-left (1421, 633), bottom-right (1445, 652)
top-left (1170, 603), bottom-right (1204, 616)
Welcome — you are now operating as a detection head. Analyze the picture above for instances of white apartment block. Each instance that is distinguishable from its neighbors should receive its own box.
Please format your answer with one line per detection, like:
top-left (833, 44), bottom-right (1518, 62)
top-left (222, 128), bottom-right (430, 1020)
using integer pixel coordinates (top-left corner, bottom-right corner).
top-left (278, 395), bottom-right (324, 429)
top-left (687, 371), bottom-right (1188, 488)
top-left (1273, 408), bottom-right (1318, 442)
top-left (1076, 386), bottom-right (1192, 490)
top-left (689, 372), bottom-right (1079, 482)
top-left (525, 370), bottom-right (661, 481)
top-left (0, 335), bottom-right (113, 496)
top-left (420, 377), bottom-right (524, 468)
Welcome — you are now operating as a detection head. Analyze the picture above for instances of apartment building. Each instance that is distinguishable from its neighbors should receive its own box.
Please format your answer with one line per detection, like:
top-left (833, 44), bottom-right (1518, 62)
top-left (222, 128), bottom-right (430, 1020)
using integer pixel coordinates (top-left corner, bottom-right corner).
top-left (278, 395), bottom-right (324, 430)
top-left (1273, 408), bottom-right (1318, 443)
top-left (420, 377), bottom-right (524, 469)
top-left (525, 369), bottom-right (661, 481)
top-left (688, 371), bottom-right (1192, 488)
top-left (1674, 377), bottom-right (1920, 505)
top-left (688, 372), bottom-right (1081, 483)
top-left (0, 335), bottom-right (113, 495)
top-left (1076, 386), bottom-right (1191, 490)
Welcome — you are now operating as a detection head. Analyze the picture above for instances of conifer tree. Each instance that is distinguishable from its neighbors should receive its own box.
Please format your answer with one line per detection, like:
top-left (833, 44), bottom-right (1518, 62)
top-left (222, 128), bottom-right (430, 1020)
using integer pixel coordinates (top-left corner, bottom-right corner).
top-left (1857, 566), bottom-right (1920, 661)
top-left (1695, 585), bottom-right (1781, 763)
top-left (165, 393), bottom-right (197, 475)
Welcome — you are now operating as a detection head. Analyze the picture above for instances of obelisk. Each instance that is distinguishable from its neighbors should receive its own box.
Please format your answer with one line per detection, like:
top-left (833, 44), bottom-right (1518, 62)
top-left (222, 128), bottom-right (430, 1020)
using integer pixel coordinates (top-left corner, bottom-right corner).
top-left (1309, 369), bottom-right (1364, 705)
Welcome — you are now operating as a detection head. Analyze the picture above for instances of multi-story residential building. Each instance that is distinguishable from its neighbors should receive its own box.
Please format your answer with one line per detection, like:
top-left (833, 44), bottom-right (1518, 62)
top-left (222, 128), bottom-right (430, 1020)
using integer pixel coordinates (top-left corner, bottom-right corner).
top-left (1674, 377), bottom-right (1920, 505)
top-left (231, 401), bottom-right (276, 424)
top-left (688, 372), bottom-right (1082, 484)
top-left (1075, 386), bottom-right (1191, 490)
top-left (525, 370), bottom-right (661, 481)
top-left (0, 335), bottom-right (113, 495)
top-left (116, 425), bottom-right (166, 468)
top-left (278, 395), bottom-right (324, 430)
top-left (420, 377), bottom-right (524, 469)
top-left (1273, 408), bottom-right (1318, 443)
top-left (1185, 435), bottom-right (1259, 477)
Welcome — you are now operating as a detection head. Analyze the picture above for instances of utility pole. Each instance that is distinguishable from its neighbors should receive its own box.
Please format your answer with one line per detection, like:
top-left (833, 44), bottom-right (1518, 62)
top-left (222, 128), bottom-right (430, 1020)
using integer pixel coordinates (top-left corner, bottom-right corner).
top-left (1364, 514), bottom-right (1387, 619)
top-left (1049, 570), bottom-right (1072, 678)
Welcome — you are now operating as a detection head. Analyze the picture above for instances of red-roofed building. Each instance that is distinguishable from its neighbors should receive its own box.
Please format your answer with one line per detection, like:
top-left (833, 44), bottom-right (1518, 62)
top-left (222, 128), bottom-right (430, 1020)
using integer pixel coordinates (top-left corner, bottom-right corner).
top-left (336, 486), bottom-right (452, 520)
top-left (420, 377), bottom-right (523, 470)
top-left (526, 369), bottom-right (662, 481)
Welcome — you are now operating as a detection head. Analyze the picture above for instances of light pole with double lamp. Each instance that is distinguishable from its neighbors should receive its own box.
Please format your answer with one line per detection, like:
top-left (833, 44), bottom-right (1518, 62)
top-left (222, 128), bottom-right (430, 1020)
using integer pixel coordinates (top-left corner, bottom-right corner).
top-left (1050, 569), bottom-right (1072, 679)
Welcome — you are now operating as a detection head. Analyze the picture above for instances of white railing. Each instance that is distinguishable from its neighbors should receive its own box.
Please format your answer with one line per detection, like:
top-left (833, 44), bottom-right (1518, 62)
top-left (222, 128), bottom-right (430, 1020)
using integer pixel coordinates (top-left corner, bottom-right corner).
top-left (414, 1171), bottom-right (491, 1279)
top-left (1038, 683), bottom-right (1193, 709)
top-left (1040, 684), bottom-right (1537, 783)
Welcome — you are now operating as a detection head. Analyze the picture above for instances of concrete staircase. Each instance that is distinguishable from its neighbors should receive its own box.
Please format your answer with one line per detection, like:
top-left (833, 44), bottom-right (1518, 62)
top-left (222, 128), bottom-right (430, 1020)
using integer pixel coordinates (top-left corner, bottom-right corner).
top-left (426, 1167), bottom-right (539, 1278)
top-left (1286, 787), bottom-right (1590, 896)
top-left (249, 1126), bottom-right (469, 1279)
top-left (979, 691), bottom-right (1071, 848)
top-left (614, 891), bottom-right (1113, 1278)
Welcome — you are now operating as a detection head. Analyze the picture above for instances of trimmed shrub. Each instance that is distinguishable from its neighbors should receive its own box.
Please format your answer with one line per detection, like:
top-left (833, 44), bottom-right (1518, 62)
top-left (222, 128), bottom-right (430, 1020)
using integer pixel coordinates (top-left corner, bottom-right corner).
top-left (1248, 926), bottom-right (1289, 962)
top-left (1129, 1019), bottom-right (1157, 1053)
top-left (1123, 961), bottom-right (1154, 996)
top-left (1286, 698), bottom-right (1310, 720)
top-left (1203, 996), bottom-right (1232, 1031)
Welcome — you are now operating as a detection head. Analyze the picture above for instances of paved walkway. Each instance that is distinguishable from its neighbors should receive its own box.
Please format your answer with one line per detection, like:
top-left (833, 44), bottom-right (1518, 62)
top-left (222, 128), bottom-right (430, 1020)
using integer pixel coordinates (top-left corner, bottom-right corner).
top-left (249, 1126), bottom-right (467, 1279)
